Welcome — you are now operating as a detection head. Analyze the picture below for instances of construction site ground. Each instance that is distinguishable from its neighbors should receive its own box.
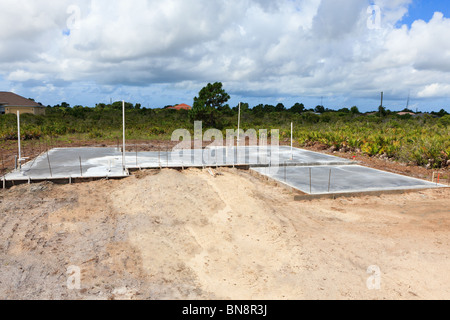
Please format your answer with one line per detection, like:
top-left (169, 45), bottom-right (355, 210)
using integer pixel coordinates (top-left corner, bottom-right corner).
top-left (1, 165), bottom-right (449, 300)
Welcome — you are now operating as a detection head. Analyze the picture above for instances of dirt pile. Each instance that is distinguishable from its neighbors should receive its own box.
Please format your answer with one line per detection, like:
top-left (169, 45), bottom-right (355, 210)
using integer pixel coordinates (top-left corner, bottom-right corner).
top-left (0, 169), bottom-right (449, 299)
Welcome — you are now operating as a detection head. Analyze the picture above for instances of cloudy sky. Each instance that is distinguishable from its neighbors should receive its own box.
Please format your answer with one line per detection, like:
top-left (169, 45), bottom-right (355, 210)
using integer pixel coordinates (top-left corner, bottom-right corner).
top-left (0, 0), bottom-right (449, 112)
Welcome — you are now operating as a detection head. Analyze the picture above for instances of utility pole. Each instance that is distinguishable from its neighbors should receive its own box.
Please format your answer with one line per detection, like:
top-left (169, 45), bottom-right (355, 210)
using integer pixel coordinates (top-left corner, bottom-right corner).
top-left (406, 91), bottom-right (410, 110)
top-left (380, 92), bottom-right (384, 109)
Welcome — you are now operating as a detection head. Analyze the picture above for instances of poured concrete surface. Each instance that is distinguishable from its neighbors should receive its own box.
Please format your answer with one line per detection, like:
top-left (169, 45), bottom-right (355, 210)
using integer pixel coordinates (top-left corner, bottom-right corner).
top-left (134, 145), bottom-right (352, 168)
top-left (251, 165), bottom-right (447, 195)
top-left (5, 148), bottom-right (127, 181)
top-left (4, 147), bottom-right (446, 196)
top-left (4, 146), bottom-right (352, 181)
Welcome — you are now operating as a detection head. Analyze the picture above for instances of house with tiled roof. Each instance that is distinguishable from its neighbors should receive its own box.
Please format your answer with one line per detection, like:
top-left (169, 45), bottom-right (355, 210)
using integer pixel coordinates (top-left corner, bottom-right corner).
top-left (0, 92), bottom-right (46, 115)
top-left (167, 103), bottom-right (192, 111)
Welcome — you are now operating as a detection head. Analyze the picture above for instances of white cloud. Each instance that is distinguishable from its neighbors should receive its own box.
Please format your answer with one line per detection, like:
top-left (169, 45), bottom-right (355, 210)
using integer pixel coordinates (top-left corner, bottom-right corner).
top-left (7, 70), bottom-right (46, 82)
top-left (0, 0), bottom-right (449, 109)
top-left (418, 83), bottom-right (450, 98)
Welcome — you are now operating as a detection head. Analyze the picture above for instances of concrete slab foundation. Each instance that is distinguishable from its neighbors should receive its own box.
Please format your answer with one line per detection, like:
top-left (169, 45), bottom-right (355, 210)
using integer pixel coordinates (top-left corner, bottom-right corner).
top-left (251, 165), bottom-right (447, 195)
top-left (4, 146), bottom-right (353, 182)
top-left (3, 146), bottom-right (447, 195)
top-left (5, 148), bottom-right (128, 182)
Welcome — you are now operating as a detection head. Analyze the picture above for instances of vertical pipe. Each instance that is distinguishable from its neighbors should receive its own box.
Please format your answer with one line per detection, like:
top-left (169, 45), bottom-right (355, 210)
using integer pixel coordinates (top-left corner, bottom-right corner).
top-left (237, 102), bottom-right (241, 148)
top-left (47, 151), bottom-right (53, 177)
top-left (79, 156), bottom-right (83, 177)
top-left (122, 100), bottom-right (126, 173)
top-left (17, 111), bottom-right (21, 168)
top-left (291, 122), bottom-right (293, 160)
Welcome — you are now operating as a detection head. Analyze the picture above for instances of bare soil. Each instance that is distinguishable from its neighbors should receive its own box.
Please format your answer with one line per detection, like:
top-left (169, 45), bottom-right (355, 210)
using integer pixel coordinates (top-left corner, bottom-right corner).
top-left (0, 168), bottom-right (449, 300)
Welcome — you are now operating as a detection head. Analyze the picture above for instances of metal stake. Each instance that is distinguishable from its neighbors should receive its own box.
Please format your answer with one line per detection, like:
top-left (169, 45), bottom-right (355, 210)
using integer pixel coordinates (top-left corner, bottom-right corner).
top-left (309, 168), bottom-right (312, 194)
top-left (47, 152), bottom-right (53, 177)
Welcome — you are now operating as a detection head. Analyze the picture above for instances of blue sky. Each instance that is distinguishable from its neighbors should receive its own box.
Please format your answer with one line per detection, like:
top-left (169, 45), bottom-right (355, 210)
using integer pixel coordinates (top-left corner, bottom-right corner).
top-left (399, 0), bottom-right (450, 26)
top-left (0, 0), bottom-right (449, 112)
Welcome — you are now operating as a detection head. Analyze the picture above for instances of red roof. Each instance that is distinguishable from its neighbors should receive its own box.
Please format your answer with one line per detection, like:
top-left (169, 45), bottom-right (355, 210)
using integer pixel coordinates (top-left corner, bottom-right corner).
top-left (168, 103), bottom-right (192, 111)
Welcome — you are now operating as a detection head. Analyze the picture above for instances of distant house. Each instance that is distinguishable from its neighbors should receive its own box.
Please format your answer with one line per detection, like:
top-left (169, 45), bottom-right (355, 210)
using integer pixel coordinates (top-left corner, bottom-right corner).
top-left (167, 103), bottom-right (192, 111)
top-left (0, 92), bottom-right (46, 115)
top-left (397, 112), bottom-right (416, 116)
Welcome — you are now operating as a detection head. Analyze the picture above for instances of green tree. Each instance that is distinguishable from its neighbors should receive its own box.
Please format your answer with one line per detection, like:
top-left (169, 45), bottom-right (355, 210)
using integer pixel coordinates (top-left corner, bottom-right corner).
top-left (275, 103), bottom-right (285, 112)
top-left (194, 82), bottom-right (230, 109)
top-left (263, 104), bottom-right (275, 113)
top-left (190, 82), bottom-right (230, 126)
top-left (111, 101), bottom-right (133, 110)
top-left (437, 109), bottom-right (448, 117)
top-left (315, 105), bottom-right (325, 114)
top-left (217, 104), bottom-right (231, 112)
top-left (290, 103), bottom-right (305, 114)
top-left (95, 103), bottom-right (107, 110)
top-left (350, 106), bottom-right (360, 114)
top-left (232, 102), bottom-right (249, 112)
top-left (252, 104), bottom-right (264, 113)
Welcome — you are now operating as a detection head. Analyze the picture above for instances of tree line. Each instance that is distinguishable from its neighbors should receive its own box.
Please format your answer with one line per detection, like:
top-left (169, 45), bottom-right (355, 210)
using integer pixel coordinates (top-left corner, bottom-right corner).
top-left (47, 82), bottom-right (448, 121)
